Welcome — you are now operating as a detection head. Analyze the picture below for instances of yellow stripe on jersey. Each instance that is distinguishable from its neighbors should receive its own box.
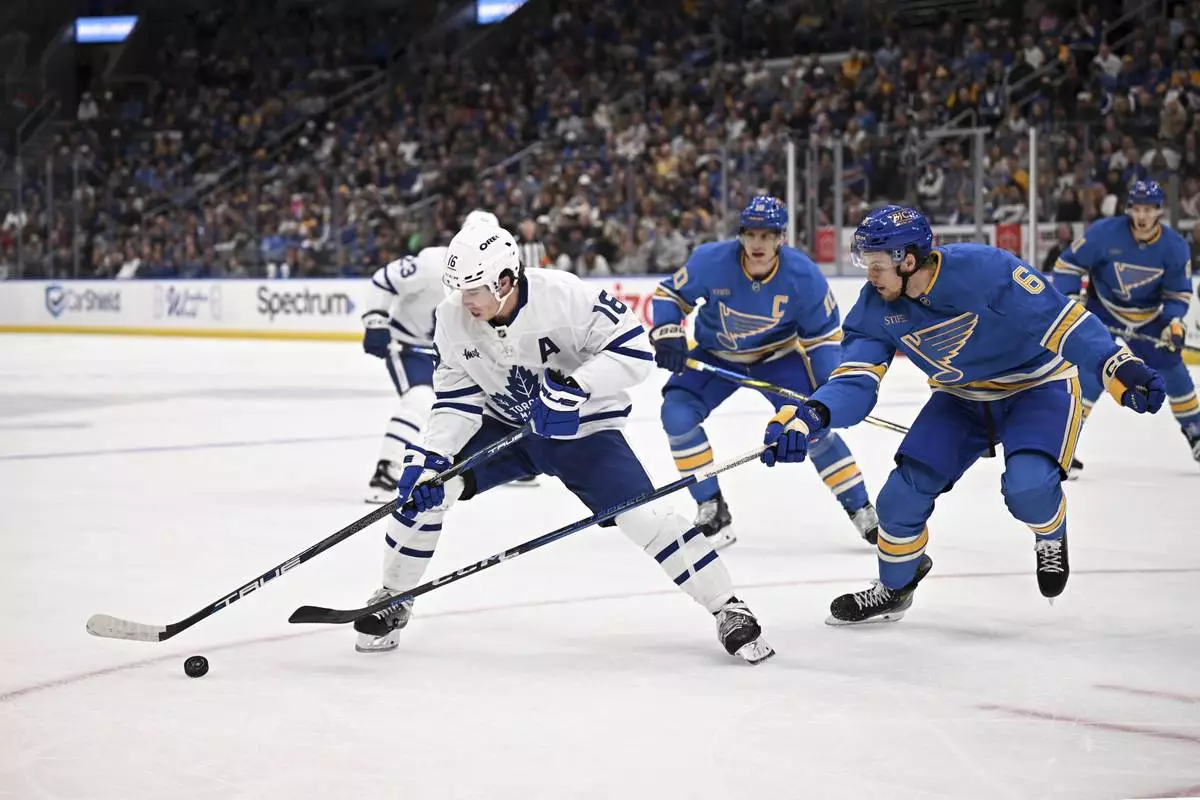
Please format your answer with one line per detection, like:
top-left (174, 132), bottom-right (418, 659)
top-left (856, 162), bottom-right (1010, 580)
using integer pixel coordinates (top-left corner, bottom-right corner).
top-left (798, 329), bottom-right (844, 349)
top-left (652, 285), bottom-right (694, 314)
top-left (1053, 259), bottom-right (1087, 276)
top-left (831, 361), bottom-right (889, 384)
top-left (1040, 302), bottom-right (1088, 352)
top-left (673, 447), bottom-right (714, 472)
top-left (1057, 376), bottom-right (1084, 472)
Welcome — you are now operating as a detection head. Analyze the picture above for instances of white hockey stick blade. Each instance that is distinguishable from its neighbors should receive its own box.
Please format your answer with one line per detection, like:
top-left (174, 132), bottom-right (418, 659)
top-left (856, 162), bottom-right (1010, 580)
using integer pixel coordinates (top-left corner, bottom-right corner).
top-left (86, 614), bottom-right (167, 642)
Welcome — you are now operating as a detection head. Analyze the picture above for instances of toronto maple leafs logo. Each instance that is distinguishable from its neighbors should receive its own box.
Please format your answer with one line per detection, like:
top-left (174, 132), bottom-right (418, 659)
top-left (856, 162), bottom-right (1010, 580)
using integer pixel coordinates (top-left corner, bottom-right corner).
top-left (488, 365), bottom-right (539, 423)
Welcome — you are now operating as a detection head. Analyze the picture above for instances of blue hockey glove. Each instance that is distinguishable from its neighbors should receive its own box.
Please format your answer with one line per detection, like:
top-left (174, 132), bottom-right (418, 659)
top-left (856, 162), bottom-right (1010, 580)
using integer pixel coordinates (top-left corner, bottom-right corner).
top-left (396, 449), bottom-right (452, 512)
top-left (761, 402), bottom-right (829, 466)
top-left (1161, 318), bottom-right (1186, 351)
top-left (649, 324), bottom-right (689, 375)
top-left (362, 312), bottom-right (391, 359)
top-left (1102, 347), bottom-right (1165, 414)
top-left (529, 370), bottom-right (590, 438)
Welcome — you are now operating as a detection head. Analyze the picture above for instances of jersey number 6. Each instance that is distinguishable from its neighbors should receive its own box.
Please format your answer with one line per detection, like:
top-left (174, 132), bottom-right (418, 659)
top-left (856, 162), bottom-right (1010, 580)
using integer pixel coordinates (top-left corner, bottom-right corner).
top-left (592, 290), bottom-right (629, 323)
top-left (1012, 265), bottom-right (1046, 295)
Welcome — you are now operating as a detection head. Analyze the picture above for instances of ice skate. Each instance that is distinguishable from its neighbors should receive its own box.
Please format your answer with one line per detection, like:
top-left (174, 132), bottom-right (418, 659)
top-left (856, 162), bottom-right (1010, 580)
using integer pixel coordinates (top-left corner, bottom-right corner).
top-left (364, 460), bottom-right (398, 504)
top-left (354, 588), bottom-right (414, 653)
top-left (696, 491), bottom-right (735, 550)
top-left (1066, 456), bottom-right (1083, 480)
top-left (848, 502), bottom-right (879, 545)
top-left (1035, 534), bottom-right (1069, 599)
top-left (1187, 431), bottom-right (1200, 465)
top-left (715, 598), bottom-right (774, 664)
top-left (827, 555), bottom-right (933, 625)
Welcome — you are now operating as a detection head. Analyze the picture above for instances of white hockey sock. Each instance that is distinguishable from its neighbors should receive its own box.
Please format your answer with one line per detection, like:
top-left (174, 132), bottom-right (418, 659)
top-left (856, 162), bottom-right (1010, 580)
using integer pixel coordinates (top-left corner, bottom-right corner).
top-left (616, 503), bottom-right (734, 613)
top-left (379, 385), bottom-right (433, 464)
top-left (381, 508), bottom-right (445, 591)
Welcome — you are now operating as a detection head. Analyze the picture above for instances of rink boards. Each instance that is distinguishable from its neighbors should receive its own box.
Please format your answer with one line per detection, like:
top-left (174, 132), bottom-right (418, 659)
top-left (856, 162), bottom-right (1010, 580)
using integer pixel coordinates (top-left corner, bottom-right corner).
top-left (2, 275), bottom-right (1198, 364)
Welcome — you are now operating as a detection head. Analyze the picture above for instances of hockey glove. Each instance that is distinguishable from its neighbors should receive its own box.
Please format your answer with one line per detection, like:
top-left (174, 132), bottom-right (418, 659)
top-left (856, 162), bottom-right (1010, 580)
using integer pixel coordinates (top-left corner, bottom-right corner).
top-left (362, 312), bottom-right (391, 359)
top-left (529, 370), bottom-right (590, 438)
top-left (396, 449), bottom-right (452, 512)
top-left (761, 402), bottom-right (830, 466)
top-left (1161, 318), bottom-right (1186, 351)
top-left (1102, 346), bottom-right (1165, 414)
top-left (649, 324), bottom-right (689, 375)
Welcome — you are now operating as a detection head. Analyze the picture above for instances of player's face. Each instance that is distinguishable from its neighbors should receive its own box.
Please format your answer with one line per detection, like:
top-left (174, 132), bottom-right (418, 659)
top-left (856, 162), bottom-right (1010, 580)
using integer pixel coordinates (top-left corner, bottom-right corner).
top-left (862, 251), bottom-right (905, 301)
top-left (460, 286), bottom-right (501, 319)
top-left (741, 228), bottom-right (782, 269)
top-left (1128, 204), bottom-right (1161, 238)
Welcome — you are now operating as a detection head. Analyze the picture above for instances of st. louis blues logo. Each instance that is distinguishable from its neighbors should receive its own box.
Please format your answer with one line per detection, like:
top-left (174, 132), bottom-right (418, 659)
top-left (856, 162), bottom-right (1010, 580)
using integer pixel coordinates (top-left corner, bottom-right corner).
top-left (715, 301), bottom-right (782, 350)
top-left (902, 312), bottom-right (979, 383)
top-left (1112, 262), bottom-right (1163, 300)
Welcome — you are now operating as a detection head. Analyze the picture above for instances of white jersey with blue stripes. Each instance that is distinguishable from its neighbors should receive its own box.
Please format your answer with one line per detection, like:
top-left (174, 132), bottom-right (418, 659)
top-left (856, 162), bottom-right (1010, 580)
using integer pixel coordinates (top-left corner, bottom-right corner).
top-left (420, 269), bottom-right (655, 455)
top-left (364, 246), bottom-right (449, 346)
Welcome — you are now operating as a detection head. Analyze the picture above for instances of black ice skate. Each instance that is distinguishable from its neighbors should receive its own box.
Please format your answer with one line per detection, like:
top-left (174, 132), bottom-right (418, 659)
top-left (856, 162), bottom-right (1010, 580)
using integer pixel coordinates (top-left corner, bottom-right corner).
top-left (364, 460), bottom-right (398, 504)
top-left (354, 589), bottom-right (414, 653)
top-left (848, 502), bottom-right (879, 545)
top-left (1035, 534), bottom-right (1069, 599)
top-left (696, 491), bottom-right (735, 550)
top-left (1066, 457), bottom-right (1084, 480)
top-left (714, 598), bottom-right (774, 664)
top-left (827, 555), bottom-right (934, 626)
top-left (1187, 431), bottom-right (1200, 464)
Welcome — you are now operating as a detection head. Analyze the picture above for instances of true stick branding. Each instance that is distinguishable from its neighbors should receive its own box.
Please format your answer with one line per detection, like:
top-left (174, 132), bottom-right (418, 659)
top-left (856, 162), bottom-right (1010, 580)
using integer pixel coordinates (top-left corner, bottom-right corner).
top-left (256, 286), bottom-right (356, 321)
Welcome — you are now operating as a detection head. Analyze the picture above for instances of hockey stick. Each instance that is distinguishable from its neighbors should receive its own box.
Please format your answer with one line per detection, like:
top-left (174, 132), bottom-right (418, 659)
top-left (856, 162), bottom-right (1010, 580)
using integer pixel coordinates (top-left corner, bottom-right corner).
top-left (685, 358), bottom-right (911, 435)
top-left (1104, 325), bottom-right (1200, 354)
top-left (288, 443), bottom-right (768, 627)
top-left (390, 341), bottom-right (438, 358)
top-left (86, 426), bottom-right (531, 642)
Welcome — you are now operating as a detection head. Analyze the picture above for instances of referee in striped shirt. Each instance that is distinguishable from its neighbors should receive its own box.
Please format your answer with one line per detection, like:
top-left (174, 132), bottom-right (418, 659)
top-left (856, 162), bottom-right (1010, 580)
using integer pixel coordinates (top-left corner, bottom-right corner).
top-left (516, 218), bottom-right (549, 269)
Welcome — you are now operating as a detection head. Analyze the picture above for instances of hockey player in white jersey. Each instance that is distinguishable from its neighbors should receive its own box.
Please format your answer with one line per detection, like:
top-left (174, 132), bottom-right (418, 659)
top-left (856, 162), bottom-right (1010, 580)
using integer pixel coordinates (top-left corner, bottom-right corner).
top-left (354, 222), bottom-right (774, 664)
top-left (360, 210), bottom-right (511, 502)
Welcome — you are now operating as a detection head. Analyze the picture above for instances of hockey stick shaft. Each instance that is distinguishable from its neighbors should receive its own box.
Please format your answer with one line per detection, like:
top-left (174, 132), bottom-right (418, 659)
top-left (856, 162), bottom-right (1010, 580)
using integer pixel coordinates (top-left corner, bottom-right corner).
top-left (1104, 325), bottom-right (1200, 354)
top-left (86, 426), bottom-right (530, 642)
top-left (390, 341), bottom-right (438, 358)
top-left (287, 443), bottom-right (767, 626)
top-left (685, 358), bottom-right (910, 435)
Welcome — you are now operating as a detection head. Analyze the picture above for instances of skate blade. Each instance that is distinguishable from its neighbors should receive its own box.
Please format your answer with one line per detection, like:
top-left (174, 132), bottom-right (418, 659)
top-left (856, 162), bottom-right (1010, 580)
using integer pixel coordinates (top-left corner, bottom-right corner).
top-left (734, 639), bottom-right (775, 664)
top-left (824, 609), bottom-right (907, 627)
top-left (706, 529), bottom-right (737, 551)
top-left (355, 641), bottom-right (399, 653)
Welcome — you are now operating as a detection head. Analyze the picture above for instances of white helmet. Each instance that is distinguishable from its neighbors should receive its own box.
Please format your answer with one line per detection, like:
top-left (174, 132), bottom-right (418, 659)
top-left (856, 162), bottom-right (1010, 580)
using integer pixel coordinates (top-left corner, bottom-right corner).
top-left (443, 223), bottom-right (520, 299)
top-left (462, 209), bottom-right (500, 229)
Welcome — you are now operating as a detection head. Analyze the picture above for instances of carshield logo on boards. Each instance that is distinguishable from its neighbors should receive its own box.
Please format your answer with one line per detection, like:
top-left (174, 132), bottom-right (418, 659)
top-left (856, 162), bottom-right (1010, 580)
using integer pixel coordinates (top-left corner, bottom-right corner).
top-left (44, 284), bottom-right (122, 318)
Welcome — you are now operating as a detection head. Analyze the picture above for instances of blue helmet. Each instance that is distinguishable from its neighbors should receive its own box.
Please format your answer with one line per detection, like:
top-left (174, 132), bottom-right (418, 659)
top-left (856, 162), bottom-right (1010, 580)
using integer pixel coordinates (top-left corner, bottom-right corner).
top-left (850, 205), bottom-right (934, 269)
top-left (1128, 180), bottom-right (1164, 208)
top-left (740, 195), bottom-right (788, 231)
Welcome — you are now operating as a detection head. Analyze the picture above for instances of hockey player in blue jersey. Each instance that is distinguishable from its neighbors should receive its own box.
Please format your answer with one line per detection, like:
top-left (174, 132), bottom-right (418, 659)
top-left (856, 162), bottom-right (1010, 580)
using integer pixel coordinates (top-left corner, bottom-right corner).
top-left (759, 206), bottom-right (1165, 625)
top-left (650, 196), bottom-right (878, 550)
top-left (1053, 180), bottom-right (1198, 468)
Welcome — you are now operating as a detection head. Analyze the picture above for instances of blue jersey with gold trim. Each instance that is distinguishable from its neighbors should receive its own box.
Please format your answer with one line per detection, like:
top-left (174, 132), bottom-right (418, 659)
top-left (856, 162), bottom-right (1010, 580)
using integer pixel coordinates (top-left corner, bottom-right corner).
top-left (652, 240), bottom-right (842, 366)
top-left (809, 243), bottom-right (1124, 428)
top-left (1052, 217), bottom-right (1192, 328)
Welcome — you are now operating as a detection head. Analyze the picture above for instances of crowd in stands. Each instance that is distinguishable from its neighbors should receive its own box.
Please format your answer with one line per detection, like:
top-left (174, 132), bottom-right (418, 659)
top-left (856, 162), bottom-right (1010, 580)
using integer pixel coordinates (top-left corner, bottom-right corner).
top-left (2, 0), bottom-right (1200, 279)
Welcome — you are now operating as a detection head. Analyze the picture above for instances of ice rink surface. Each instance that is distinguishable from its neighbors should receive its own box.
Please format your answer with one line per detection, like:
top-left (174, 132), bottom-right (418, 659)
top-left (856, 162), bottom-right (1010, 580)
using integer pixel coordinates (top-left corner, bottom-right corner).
top-left (1, 334), bottom-right (1198, 800)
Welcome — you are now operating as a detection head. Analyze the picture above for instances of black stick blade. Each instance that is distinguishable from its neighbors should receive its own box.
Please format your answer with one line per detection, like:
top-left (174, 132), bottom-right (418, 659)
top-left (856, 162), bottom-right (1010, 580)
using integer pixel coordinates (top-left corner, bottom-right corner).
top-left (287, 605), bottom-right (352, 624)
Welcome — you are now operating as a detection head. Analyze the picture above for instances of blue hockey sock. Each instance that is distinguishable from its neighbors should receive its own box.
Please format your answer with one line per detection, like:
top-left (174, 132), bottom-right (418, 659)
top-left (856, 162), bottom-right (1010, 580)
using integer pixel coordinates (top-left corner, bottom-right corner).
top-left (875, 459), bottom-right (942, 589)
top-left (809, 430), bottom-right (870, 513)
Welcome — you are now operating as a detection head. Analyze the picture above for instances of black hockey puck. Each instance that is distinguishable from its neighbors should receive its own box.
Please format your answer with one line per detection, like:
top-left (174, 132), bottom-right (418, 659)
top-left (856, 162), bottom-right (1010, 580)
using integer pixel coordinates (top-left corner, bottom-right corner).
top-left (184, 655), bottom-right (209, 678)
